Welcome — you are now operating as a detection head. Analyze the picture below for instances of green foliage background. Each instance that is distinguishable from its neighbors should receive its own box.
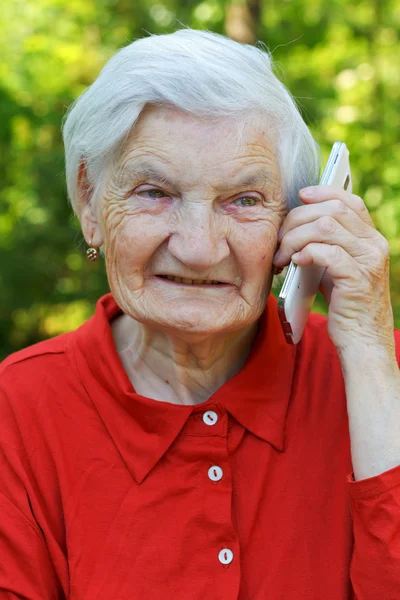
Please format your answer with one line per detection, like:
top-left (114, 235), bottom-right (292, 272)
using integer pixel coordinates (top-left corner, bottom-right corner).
top-left (1, 0), bottom-right (400, 359)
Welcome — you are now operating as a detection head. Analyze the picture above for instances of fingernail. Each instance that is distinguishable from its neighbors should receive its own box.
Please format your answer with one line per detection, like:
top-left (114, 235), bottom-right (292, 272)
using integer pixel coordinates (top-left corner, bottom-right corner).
top-left (300, 187), bottom-right (314, 197)
top-left (291, 252), bottom-right (301, 262)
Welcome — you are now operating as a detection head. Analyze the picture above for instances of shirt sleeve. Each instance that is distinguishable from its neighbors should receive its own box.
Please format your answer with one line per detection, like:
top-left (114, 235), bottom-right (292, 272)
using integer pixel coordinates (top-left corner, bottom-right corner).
top-left (0, 379), bottom-right (65, 599)
top-left (347, 463), bottom-right (400, 600)
top-left (347, 329), bottom-right (400, 599)
top-left (0, 492), bottom-right (63, 599)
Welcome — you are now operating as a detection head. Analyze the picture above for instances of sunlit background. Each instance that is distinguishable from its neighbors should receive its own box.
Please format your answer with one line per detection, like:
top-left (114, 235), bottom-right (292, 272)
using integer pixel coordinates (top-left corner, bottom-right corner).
top-left (1, 0), bottom-right (400, 359)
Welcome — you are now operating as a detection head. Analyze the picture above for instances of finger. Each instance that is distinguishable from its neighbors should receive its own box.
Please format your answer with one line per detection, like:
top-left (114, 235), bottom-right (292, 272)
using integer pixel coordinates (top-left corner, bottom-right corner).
top-left (278, 199), bottom-right (377, 244)
top-left (291, 242), bottom-right (359, 281)
top-left (299, 185), bottom-right (375, 228)
top-left (273, 216), bottom-right (381, 268)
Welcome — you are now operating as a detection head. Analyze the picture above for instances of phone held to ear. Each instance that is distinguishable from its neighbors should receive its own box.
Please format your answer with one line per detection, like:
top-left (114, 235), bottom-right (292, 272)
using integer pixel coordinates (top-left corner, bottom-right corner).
top-left (277, 141), bottom-right (352, 345)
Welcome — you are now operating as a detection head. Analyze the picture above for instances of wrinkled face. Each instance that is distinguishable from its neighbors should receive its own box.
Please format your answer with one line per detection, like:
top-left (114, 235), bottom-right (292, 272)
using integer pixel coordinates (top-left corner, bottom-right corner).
top-left (92, 106), bottom-right (286, 339)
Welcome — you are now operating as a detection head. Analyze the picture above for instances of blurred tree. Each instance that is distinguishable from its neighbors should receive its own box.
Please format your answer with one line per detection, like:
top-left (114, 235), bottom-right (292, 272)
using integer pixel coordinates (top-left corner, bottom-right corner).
top-left (0, 0), bottom-right (399, 359)
top-left (225, 0), bottom-right (261, 43)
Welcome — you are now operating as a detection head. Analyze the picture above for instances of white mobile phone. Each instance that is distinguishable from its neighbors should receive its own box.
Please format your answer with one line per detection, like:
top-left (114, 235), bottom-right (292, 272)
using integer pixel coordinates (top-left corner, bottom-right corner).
top-left (277, 141), bottom-right (352, 345)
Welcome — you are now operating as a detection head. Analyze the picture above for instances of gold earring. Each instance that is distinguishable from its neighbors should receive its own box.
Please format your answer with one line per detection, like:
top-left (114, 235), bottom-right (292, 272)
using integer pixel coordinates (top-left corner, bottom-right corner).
top-left (86, 238), bottom-right (99, 262)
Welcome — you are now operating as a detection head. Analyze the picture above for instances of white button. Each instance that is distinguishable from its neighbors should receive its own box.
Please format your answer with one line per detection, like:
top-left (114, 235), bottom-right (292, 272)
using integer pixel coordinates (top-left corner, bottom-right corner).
top-left (218, 548), bottom-right (234, 565)
top-left (203, 410), bottom-right (218, 425)
top-left (208, 466), bottom-right (223, 481)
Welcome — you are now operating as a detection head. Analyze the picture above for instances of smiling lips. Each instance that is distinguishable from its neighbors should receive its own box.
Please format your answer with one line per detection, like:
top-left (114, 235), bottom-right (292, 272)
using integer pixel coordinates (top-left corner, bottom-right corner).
top-left (157, 275), bottom-right (227, 285)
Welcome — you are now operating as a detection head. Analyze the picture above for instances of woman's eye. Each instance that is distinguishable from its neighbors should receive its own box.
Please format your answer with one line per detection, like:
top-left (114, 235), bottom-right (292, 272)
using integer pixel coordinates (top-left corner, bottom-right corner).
top-left (233, 196), bottom-right (258, 207)
top-left (139, 188), bottom-right (168, 199)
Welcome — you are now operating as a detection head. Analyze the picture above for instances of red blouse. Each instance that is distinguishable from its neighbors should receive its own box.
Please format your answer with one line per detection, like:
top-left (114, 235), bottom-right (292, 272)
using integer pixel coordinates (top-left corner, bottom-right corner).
top-left (1, 292), bottom-right (400, 600)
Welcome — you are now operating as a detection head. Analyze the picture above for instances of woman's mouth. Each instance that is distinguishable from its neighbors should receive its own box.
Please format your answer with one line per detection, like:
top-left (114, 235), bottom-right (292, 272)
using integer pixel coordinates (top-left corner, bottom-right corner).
top-left (156, 275), bottom-right (229, 286)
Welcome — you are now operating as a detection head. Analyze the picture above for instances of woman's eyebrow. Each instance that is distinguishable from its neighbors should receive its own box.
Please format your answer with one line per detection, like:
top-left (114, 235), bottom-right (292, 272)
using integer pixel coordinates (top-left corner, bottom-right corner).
top-left (122, 160), bottom-right (274, 190)
top-left (231, 169), bottom-right (274, 189)
top-left (121, 161), bottom-right (177, 188)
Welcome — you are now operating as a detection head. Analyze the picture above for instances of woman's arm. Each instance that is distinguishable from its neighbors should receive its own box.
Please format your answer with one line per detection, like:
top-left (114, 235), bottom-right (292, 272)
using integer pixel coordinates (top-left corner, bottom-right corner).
top-left (340, 340), bottom-right (400, 481)
top-left (0, 491), bottom-right (65, 599)
top-left (0, 382), bottom-right (66, 599)
top-left (342, 330), bottom-right (400, 600)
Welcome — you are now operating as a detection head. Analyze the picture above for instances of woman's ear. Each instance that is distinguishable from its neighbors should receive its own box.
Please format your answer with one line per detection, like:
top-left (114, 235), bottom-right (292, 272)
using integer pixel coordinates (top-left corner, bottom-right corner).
top-left (77, 160), bottom-right (92, 208)
top-left (77, 160), bottom-right (103, 247)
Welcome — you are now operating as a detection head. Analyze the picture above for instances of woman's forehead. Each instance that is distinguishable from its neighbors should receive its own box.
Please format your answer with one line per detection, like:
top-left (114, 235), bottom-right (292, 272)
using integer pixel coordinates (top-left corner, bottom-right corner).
top-left (118, 106), bottom-right (279, 180)
top-left (125, 105), bottom-right (276, 153)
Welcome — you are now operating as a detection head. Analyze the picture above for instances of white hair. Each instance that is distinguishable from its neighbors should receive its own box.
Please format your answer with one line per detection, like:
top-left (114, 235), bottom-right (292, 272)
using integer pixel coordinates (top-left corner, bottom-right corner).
top-left (62, 28), bottom-right (321, 222)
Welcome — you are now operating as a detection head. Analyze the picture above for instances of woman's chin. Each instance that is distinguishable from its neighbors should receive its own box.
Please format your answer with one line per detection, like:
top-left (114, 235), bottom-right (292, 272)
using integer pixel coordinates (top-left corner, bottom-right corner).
top-left (163, 307), bottom-right (234, 334)
top-left (146, 301), bottom-right (245, 337)
top-left (118, 286), bottom-right (261, 337)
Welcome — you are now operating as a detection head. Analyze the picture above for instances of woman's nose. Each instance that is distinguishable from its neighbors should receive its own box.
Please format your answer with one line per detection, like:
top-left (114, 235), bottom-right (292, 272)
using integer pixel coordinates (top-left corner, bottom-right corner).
top-left (167, 210), bottom-right (230, 271)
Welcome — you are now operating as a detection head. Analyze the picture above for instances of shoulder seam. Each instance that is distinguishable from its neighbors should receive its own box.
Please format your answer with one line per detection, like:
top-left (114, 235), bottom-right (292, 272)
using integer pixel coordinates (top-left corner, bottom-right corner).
top-left (1, 345), bottom-right (68, 371)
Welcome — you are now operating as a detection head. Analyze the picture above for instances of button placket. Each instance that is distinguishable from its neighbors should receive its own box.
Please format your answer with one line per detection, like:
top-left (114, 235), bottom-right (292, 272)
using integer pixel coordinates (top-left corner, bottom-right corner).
top-left (201, 408), bottom-right (235, 570)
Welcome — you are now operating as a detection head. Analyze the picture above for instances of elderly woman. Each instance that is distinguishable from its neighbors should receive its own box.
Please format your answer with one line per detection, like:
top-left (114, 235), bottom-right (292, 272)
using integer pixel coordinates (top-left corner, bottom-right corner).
top-left (1, 28), bottom-right (400, 600)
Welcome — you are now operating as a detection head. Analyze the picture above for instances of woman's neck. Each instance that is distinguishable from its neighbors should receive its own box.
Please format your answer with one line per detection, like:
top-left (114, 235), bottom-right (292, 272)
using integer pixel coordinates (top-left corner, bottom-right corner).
top-left (111, 314), bottom-right (260, 405)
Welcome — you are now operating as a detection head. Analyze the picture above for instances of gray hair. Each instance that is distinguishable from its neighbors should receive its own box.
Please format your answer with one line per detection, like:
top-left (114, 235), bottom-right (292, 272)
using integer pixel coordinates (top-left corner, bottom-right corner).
top-left (62, 28), bottom-right (321, 220)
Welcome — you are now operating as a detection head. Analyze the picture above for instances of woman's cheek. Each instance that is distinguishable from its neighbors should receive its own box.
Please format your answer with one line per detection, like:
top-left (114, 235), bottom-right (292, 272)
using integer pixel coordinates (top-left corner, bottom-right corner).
top-left (105, 229), bottom-right (145, 298)
top-left (106, 211), bottom-right (168, 272)
top-left (240, 222), bottom-right (277, 271)
top-left (255, 220), bottom-right (280, 267)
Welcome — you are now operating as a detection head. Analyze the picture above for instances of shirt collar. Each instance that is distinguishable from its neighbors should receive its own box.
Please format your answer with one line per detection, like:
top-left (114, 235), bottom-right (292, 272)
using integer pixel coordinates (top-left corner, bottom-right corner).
top-left (71, 293), bottom-right (297, 484)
